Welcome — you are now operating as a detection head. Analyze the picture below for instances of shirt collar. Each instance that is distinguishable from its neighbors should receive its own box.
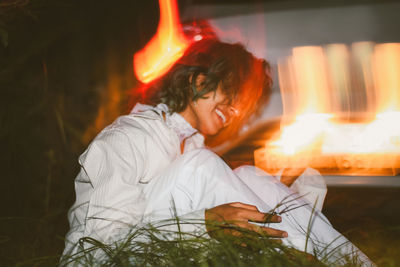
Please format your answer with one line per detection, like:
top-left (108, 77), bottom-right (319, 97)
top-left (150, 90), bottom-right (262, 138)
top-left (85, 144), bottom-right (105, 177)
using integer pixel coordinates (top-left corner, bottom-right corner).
top-left (131, 103), bottom-right (198, 143)
top-left (166, 111), bottom-right (198, 143)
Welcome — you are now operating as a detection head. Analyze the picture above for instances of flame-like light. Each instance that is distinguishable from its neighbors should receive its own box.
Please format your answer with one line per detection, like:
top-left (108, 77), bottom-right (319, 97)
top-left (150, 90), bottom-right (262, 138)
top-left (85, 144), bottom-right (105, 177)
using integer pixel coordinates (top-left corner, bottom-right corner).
top-left (255, 43), bottom-right (400, 176)
top-left (133, 0), bottom-right (190, 84)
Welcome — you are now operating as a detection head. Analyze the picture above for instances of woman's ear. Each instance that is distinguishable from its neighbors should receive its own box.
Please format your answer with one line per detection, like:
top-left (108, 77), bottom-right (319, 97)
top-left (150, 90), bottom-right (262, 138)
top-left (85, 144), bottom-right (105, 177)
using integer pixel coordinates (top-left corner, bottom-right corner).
top-left (192, 73), bottom-right (206, 86)
top-left (190, 73), bottom-right (207, 101)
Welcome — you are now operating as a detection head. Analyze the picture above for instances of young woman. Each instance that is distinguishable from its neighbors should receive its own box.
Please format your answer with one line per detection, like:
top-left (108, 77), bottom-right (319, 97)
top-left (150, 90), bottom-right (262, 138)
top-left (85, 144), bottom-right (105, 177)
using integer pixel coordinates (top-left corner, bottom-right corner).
top-left (62, 39), bottom-right (373, 265)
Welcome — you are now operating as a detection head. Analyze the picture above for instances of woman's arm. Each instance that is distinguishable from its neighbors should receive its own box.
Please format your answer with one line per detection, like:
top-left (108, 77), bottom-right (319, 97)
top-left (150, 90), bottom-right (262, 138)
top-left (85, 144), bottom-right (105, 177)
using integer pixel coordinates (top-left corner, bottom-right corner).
top-left (77, 129), bottom-right (147, 243)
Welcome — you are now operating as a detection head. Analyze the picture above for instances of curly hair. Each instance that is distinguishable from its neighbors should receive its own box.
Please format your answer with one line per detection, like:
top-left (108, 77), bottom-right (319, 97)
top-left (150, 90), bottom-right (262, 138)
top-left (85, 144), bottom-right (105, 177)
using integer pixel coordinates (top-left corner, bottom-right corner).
top-left (136, 39), bottom-right (272, 146)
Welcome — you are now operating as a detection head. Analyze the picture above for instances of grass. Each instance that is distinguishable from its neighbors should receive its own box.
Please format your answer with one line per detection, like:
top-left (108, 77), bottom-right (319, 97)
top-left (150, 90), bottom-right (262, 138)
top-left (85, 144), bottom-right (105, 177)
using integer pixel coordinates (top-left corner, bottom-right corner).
top-left (339, 223), bottom-right (400, 267)
top-left (5, 211), bottom-right (400, 266)
top-left (59, 219), bottom-right (357, 267)
top-left (55, 197), bottom-right (373, 267)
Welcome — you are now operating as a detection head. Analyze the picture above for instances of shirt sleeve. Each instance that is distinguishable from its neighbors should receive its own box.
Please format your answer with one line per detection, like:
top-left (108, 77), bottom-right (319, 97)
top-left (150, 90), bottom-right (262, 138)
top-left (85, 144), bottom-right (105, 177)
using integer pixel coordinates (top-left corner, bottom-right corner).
top-left (80, 129), bottom-right (147, 243)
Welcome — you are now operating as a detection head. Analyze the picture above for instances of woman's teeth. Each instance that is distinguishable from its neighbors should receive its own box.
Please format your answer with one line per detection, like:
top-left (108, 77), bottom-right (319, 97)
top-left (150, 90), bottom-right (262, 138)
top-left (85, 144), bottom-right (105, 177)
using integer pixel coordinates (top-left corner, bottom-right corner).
top-left (215, 109), bottom-right (226, 124)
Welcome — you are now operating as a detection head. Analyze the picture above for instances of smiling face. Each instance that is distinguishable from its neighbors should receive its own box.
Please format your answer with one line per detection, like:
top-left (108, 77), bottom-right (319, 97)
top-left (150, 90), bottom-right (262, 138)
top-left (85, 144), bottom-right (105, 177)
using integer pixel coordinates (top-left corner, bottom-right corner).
top-left (179, 85), bottom-right (239, 136)
top-left (151, 40), bottom-right (271, 143)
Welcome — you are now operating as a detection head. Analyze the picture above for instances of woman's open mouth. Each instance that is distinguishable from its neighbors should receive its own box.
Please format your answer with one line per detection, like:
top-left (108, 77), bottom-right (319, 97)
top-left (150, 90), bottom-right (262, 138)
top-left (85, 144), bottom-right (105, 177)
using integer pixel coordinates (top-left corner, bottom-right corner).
top-left (215, 109), bottom-right (227, 124)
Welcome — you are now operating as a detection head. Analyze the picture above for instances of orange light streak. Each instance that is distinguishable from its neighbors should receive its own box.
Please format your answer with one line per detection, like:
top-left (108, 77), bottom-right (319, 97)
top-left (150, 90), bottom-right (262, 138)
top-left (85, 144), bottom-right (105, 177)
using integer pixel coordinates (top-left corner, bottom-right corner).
top-left (133, 0), bottom-right (190, 84)
top-left (255, 43), bottom-right (400, 176)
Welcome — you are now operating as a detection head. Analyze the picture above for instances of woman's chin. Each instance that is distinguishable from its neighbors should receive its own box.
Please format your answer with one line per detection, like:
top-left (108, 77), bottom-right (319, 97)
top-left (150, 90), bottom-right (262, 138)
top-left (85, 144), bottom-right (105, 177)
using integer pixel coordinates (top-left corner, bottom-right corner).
top-left (200, 126), bottom-right (222, 137)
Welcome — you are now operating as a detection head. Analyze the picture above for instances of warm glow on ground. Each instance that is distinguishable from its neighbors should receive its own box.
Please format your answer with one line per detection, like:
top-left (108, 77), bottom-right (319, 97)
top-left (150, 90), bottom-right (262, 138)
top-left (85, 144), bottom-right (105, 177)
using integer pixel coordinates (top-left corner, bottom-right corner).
top-left (255, 43), bottom-right (400, 175)
top-left (133, 0), bottom-right (190, 84)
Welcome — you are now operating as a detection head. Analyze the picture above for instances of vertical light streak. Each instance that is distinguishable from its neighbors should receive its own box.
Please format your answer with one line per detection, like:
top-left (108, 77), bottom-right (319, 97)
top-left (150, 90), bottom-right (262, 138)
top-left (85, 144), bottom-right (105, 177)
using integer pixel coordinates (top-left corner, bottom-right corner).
top-left (256, 42), bottom-right (400, 175)
top-left (133, 0), bottom-right (191, 84)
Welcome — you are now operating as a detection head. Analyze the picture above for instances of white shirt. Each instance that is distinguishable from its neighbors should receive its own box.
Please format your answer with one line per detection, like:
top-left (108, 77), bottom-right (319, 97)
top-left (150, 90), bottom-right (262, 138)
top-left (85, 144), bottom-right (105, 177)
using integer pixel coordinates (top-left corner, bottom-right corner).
top-left (63, 104), bottom-right (205, 256)
top-left (63, 103), bottom-right (326, 257)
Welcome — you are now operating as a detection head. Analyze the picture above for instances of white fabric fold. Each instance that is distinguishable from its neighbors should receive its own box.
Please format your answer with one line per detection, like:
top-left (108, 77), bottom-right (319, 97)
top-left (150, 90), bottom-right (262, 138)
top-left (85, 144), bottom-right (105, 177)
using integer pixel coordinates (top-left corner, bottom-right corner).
top-left (276, 168), bottom-right (327, 211)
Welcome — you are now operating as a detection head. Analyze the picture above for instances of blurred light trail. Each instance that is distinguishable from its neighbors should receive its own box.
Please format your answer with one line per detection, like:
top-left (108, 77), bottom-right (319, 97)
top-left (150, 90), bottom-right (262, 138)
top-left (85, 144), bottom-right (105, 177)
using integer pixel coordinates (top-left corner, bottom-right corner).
top-left (134, 0), bottom-right (191, 84)
top-left (255, 43), bottom-right (400, 176)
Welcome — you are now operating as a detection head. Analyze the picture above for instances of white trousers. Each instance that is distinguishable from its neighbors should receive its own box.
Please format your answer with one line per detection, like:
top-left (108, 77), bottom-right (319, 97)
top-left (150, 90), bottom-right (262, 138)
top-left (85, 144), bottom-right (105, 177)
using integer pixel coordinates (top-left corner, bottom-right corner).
top-left (142, 149), bottom-right (373, 266)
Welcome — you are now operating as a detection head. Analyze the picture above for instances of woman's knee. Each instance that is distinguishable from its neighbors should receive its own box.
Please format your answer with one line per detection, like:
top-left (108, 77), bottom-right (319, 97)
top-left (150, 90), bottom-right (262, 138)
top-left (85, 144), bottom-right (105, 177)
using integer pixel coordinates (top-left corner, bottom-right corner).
top-left (234, 165), bottom-right (279, 183)
top-left (171, 149), bottom-right (233, 190)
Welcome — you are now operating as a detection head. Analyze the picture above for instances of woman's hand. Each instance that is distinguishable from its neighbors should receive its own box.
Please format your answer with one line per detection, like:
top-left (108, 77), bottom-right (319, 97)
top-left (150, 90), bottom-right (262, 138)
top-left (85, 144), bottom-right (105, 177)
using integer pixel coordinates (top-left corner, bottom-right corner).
top-left (205, 202), bottom-right (287, 239)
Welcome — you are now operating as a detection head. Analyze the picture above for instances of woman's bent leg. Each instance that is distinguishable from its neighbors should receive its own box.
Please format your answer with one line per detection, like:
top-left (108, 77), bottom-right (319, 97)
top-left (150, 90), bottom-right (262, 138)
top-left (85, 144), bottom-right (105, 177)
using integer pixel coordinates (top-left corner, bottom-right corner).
top-left (234, 165), bottom-right (373, 266)
top-left (142, 149), bottom-right (265, 219)
top-left (142, 149), bottom-right (374, 266)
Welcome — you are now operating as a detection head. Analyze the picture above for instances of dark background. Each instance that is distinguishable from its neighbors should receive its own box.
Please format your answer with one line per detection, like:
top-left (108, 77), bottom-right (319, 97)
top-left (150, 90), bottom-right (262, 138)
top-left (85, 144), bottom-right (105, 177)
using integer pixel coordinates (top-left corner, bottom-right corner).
top-left (1, 0), bottom-right (399, 266)
top-left (0, 1), bottom-right (160, 264)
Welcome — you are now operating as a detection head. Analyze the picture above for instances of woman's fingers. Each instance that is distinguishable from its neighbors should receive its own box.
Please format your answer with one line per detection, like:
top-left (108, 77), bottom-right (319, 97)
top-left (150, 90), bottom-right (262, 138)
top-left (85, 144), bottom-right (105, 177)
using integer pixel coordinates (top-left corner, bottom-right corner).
top-left (251, 211), bottom-right (281, 223)
top-left (260, 225), bottom-right (288, 238)
top-left (236, 208), bottom-right (281, 223)
top-left (263, 213), bottom-right (282, 223)
top-left (226, 203), bottom-right (282, 223)
top-left (235, 222), bottom-right (288, 238)
top-left (206, 203), bottom-right (282, 224)
top-left (205, 203), bottom-right (287, 238)
top-left (229, 202), bottom-right (259, 211)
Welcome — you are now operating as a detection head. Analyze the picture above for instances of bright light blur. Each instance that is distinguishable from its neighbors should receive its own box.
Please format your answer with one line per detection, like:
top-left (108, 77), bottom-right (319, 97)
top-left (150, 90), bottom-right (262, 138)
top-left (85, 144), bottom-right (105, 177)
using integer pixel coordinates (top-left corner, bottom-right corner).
top-left (255, 43), bottom-right (400, 176)
top-left (133, 0), bottom-right (191, 84)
